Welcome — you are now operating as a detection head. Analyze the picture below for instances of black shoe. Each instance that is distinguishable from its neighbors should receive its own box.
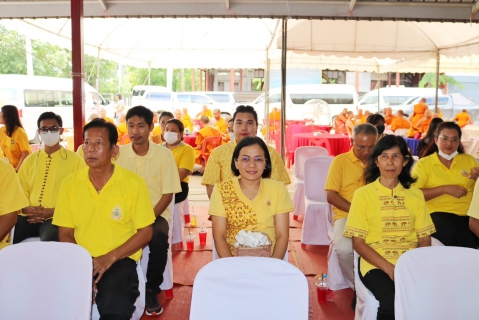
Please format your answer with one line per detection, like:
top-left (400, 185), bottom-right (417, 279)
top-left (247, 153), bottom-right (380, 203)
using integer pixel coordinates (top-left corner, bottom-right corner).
top-left (145, 289), bottom-right (163, 316)
top-left (192, 171), bottom-right (202, 176)
top-left (351, 291), bottom-right (357, 310)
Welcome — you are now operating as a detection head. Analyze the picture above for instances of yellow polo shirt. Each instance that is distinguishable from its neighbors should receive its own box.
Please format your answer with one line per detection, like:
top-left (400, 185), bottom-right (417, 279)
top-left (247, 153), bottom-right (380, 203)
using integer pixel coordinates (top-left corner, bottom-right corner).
top-left (202, 140), bottom-right (291, 186)
top-left (1, 159), bottom-right (28, 215)
top-left (18, 148), bottom-right (84, 214)
top-left (115, 140), bottom-right (181, 221)
top-left (214, 117), bottom-right (228, 134)
top-left (209, 177), bottom-right (294, 255)
top-left (325, 148), bottom-right (365, 221)
top-left (344, 179), bottom-right (435, 276)
top-left (467, 179), bottom-right (479, 219)
top-left (53, 165), bottom-right (155, 261)
top-left (412, 153), bottom-right (478, 216)
top-left (164, 142), bottom-right (195, 184)
top-left (0, 126), bottom-right (32, 169)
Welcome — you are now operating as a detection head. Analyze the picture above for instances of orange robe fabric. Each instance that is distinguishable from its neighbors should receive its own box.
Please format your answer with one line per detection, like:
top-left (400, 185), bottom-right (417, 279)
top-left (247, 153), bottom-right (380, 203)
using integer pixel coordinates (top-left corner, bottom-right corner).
top-left (385, 115), bottom-right (396, 126)
top-left (390, 117), bottom-right (411, 132)
top-left (194, 126), bottom-right (222, 164)
top-left (357, 114), bottom-right (367, 124)
top-left (262, 111), bottom-right (281, 135)
top-left (411, 103), bottom-right (427, 127)
top-left (454, 112), bottom-right (472, 128)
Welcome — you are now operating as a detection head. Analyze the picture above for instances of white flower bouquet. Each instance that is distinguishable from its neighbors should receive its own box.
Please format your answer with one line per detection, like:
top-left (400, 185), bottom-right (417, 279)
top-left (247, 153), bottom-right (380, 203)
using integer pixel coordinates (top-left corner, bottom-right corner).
top-left (233, 230), bottom-right (272, 257)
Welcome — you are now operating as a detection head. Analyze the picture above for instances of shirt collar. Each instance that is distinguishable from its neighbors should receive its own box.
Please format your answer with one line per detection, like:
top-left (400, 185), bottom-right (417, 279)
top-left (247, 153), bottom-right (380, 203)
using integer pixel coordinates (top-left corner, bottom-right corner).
top-left (161, 141), bottom-right (185, 149)
top-left (373, 178), bottom-right (405, 196)
top-left (346, 147), bottom-right (363, 165)
top-left (126, 140), bottom-right (154, 158)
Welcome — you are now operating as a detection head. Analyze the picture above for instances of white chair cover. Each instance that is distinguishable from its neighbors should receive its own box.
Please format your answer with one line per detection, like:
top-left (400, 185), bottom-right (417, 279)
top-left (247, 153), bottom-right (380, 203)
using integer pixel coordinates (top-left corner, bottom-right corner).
top-left (302, 156), bottom-right (334, 246)
top-left (212, 239), bottom-right (289, 261)
top-left (354, 251), bottom-right (379, 320)
top-left (395, 246), bottom-right (479, 320)
top-left (292, 147), bottom-right (329, 217)
top-left (326, 205), bottom-right (350, 291)
top-left (394, 129), bottom-right (408, 137)
top-left (466, 136), bottom-right (479, 156)
top-left (172, 197), bottom-right (189, 245)
top-left (190, 257), bottom-right (308, 320)
top-left (0, 242), bottom-right (92, 320)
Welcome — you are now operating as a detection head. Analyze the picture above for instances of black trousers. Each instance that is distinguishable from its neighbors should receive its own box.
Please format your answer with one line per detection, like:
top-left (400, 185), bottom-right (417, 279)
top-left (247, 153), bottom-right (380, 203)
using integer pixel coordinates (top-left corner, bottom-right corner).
top-left (13, 216), bottom-right (59, 244)
top-left (358, 257), bottom-right (395, 320)
top-left (430, 212), bottom-right (479, 248)
top-left (175, 181), bottom-right (189, 204)
top-left (146, 215), bottom-right (169, 292)
top-left (96, 258), bottom-right (139, 320)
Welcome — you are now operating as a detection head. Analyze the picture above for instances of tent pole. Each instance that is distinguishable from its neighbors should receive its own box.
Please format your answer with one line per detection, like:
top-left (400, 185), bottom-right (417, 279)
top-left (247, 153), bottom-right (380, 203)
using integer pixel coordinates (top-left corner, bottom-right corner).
top-left (148, 62), bottom-right (151, 110)
top-left (96, 48), bottom-right (100, 114)
top-left (264, 52), bottom-right (271, 146)
top-left (435, 51), bottom-right (440, 113)
top-left (71, 0), bottom-right (84, 151)
top-left (280, 18), bottom-right (287, 162)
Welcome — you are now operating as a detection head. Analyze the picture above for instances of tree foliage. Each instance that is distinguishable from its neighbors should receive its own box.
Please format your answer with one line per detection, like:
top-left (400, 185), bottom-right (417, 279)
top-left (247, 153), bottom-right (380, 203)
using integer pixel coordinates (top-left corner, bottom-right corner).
top-left (419, 73), bottom-right (464, 89)
top-left (0, 26), bottom-right (27, 75)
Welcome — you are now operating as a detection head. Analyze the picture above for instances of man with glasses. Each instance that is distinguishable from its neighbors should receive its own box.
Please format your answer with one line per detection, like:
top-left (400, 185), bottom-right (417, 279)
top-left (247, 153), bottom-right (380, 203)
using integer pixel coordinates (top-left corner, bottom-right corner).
top-left (202, 105), bottom-right (290, 199)
top-left (13, 112), bottom-right (84, 244)
top-left (325, 123), bottom-right (377, 306)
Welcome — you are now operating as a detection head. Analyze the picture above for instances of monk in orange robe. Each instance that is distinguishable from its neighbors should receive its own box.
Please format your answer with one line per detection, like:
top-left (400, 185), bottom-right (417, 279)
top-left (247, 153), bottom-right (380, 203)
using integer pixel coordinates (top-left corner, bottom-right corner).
top-left (408, 109), bottom-right (432, 138)
top-left (390, 110), bottom-right (411, 132)
top-left (261, 107), bottom-right (281, 135)
top-left (454, 109), bottom-right (473, 128)
top-left (334, 108), bottom-right (349, 134)
top-left (384, 107), bottom-right (396, 126)
top-left (410, 98), bottom-right (428, 127)
top-left (194, 116), bottom-right (222, 167)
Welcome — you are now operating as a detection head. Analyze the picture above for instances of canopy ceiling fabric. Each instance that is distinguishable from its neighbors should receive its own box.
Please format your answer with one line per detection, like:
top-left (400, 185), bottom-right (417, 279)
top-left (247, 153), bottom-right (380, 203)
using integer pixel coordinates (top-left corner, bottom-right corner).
top-left (0, 18), bottom-right (279, 68)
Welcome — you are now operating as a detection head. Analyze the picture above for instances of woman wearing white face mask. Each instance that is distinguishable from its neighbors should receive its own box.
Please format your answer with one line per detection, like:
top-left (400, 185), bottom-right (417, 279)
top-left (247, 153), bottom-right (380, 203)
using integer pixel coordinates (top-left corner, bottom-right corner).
top-left (163, 119), bottom-right (195, 204)
top-left (412, 122), bottom-right (479, 248)
top-left (13, 112), bottom-right (84, 244)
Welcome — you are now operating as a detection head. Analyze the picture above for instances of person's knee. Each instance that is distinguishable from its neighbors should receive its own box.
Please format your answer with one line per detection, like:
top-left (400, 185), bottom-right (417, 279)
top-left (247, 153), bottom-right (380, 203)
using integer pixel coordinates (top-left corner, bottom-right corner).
top-left (334, 236), bottom-right (353, 259)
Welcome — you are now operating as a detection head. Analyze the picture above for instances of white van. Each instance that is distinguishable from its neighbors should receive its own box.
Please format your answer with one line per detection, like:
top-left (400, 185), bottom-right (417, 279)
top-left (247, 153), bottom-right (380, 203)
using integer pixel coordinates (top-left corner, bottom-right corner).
top-left (131, 85), bottom-right (173, 111)
top-left (0, 74), bottom-right (109, 142)
top-left (358, 87), bottom-right (443, 113)
top-left (173, 92), bottom-right (237, 118)
top-left (251, 84), bottom-right (359, 124)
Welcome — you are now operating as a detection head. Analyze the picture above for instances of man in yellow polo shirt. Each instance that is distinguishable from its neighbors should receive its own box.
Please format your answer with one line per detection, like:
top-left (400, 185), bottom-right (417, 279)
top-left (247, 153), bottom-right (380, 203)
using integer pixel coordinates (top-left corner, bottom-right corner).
top-left (53, 119), bottom-right (155, 320)
top-left (202, 105), bottom-right (291, 198)
top-left (325, 123), bottom-right (377, 294)
top-left (0, 158), bottom-right (28, 242)
top-left (14, 112), bottom-right (84, 244)
top-left (116, 106), bottom-right (181, 317)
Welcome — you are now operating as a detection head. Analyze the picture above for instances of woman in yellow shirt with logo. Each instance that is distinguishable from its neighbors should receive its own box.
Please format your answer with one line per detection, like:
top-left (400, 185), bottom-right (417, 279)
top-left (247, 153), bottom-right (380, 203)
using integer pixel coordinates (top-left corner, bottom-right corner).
top-left (0, 105), bottom-right (32, 171)
top-left (344, 135), bottom-right (435, 320)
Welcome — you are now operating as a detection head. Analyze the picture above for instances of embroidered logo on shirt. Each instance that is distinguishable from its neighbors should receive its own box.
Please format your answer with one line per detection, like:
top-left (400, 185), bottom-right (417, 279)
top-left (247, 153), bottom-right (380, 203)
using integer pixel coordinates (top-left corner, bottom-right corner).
top-left (461, 169), bottom-right (469, 177)
top-left (266, 200), bottom-right (271, 206)
top-left (111, 205), bottom-right (123, 220)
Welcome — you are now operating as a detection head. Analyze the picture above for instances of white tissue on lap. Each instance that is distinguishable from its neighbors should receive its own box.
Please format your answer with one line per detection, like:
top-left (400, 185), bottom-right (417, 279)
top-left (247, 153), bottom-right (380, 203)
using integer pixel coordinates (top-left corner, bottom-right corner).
top-left (234, 230), bottom-right (271, 247)
top-left (313, 131), bottom-right (322, 136)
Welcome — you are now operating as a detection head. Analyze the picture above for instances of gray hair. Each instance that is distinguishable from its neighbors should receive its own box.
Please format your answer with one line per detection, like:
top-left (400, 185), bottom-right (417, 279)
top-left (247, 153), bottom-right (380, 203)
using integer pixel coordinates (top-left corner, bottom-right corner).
top-left (352, 123), bottom-right (378, 139)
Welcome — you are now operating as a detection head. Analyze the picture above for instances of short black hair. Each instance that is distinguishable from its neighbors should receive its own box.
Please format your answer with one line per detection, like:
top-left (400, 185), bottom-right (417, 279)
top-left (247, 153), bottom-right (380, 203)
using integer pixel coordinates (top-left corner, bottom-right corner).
top-left (364, 135), bottom-right (416, 189)
top-left (231, 136), bottom-right (272, 178)
top-left (233, 105), bottom-right (258, 125)
top-left (126, 106), bottom-right (154, 126)
top-left (165, 118), bottom-right (184, 133)
top-left (83, 118), bottom-right (118, 147)
top-left (159, 111), bottom-right (174, 123)
top-left (367, 114), bottom-right (385, 126)
top-left (37, 112), bottom-right (63, 128)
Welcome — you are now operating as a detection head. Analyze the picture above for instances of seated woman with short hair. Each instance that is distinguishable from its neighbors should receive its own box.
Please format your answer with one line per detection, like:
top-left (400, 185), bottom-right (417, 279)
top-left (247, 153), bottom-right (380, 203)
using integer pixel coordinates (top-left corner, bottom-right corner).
top-left (210, 136), bottom-right (293, 259)
top-left (344, 135), bottom-right (435, 320)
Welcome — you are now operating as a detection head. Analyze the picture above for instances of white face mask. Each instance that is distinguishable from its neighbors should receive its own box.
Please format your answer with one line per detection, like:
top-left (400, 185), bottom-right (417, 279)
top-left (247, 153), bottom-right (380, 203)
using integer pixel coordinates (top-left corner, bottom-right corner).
top-left (229, 132), bottom-right (235, 142)
top-left (164, 131), bottom-right (179, 144)
top-left (41, 131), bottom-right (60, 147)
top-left (438, 149), bottom-right (458, 161)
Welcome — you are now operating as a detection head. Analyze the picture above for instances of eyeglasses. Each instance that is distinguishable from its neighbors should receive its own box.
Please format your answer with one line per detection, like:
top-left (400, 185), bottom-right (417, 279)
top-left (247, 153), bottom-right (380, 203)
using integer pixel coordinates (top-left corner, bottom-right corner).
top-left (39, 126), bottom-right (61, 133)
top-left (438, 135), bottom-right (459, 143)
top-left (236, 156), bottom-right (266, 168)
top-left (354, 144), bottom-right (374, 152)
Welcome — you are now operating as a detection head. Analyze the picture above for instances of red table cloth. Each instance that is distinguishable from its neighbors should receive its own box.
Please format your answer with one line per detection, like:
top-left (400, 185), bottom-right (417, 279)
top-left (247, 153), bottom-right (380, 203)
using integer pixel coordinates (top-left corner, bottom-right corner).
top-left (184, 134), bottom-right (197, 148)
top-left (290, 133), bottom-right (351, 156)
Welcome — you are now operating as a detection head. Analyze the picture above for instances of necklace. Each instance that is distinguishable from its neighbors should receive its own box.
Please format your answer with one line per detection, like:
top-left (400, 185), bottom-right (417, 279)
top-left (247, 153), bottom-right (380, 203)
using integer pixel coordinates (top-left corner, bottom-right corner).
top-left (89, 167), bottom-right (115, 194)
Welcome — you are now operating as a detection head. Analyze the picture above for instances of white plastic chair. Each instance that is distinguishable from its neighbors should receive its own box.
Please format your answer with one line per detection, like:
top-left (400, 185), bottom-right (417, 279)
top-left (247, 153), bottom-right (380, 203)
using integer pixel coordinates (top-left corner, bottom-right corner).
top-left (292, 147), bottom-right (329, 220)
top-left (190, 257), bottom-right (308, 320)
top-left (394, 129), bottom-right (408, 137)
top-left (395, 246), bottom-right (479, 320)
top-left (301, 156), bottom-right (334, 248)
top-left (212, 238), bottom-right (289, 262)
top-left (326, 204), bottom-right (350, 291)
top-left (354, 251), bottom-right (379, 320)
top-left (465, 136), bottom-right (479, 156)
top-left (0, 242), bottom-right (92, 320)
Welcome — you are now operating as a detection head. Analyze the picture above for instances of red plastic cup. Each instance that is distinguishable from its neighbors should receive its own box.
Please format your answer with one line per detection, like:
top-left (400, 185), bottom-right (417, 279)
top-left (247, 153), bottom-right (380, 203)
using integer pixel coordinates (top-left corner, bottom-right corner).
top-left (184, 214), bottom-right (191, 224)
top-left (186, 240), bottom-right (194, 251)
top-left (317, 286), bottom-right (327, 303)
top-left (198, 230), bottom-right (207, 245)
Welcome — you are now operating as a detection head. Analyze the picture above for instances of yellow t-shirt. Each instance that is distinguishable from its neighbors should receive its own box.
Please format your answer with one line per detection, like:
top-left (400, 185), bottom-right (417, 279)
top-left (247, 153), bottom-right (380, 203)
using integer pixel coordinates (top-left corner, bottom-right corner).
top-left (0, 159), bottom-right (29, 215)
top-left (115, 140), bottom-right (182, 221)
top-left (467, 179), bottom-right (479, 219)
top-left (201, 140), bottom-right (291, 186)
top-left (18, 148), bottom-right (84, 214)
top-left (117, 123), bottom-right (128, 143)
top-left (454, 112), bottom-right (472, 127)
top-left (412, 153), bottom-right (478, 216)
top-left (0, 126), bottom-right (32, 169)
top-left (214, 117), bottom-right (228, 134)
top-left (344, 179), bottom-right (435, 276)
top-left (182, 114), bottom-right (193, 132)
top-left (53, 165), bottom-right (155, 261)
top-left (325, 148), bottom-right (365, 221)
top-left (209, 177), bottom-right (294, 255)
top-left (165, 142), bottom-right (195, 184)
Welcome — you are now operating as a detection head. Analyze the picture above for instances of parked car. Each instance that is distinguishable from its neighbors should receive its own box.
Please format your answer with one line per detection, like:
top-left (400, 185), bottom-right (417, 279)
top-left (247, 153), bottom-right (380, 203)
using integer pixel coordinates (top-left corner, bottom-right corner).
top-left (173, 92), bottom-right (236, 118)
top-left (131, 85), bottom-right (173, 111)
top-left (393, 94), bottom-right (479, 122)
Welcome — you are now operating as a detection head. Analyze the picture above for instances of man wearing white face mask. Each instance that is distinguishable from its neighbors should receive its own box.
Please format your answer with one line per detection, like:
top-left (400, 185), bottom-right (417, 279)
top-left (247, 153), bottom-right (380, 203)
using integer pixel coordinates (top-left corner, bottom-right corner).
top-left (13, 112), bottom-right (84, 244)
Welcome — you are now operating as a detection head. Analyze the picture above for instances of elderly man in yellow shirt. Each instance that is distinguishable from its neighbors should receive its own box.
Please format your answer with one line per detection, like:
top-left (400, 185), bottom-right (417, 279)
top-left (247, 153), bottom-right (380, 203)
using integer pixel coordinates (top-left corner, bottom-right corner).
top-left (202, 105), bottom-right (291, 199)
top-left (116, 106), bottom-right (181, 316)
top-left (13, 112), bottom-right (84, 244)
top-left (53, 119), bottom-right (155, 320)
top-left (324, 123), bottom-right (377, 295)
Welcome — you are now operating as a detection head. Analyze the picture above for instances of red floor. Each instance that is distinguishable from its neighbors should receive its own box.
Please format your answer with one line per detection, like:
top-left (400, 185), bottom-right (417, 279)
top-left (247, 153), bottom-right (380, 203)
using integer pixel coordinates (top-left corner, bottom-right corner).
top-left (140, 209), bottom-right (355, 320)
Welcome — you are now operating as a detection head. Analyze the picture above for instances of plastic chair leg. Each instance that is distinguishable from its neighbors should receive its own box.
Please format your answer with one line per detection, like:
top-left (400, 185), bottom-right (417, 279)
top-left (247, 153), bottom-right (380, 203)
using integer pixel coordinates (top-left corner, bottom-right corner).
top-left (164, 289), bottom-right (174, 299)
top-left (301, 243), bottom-right (307, 250)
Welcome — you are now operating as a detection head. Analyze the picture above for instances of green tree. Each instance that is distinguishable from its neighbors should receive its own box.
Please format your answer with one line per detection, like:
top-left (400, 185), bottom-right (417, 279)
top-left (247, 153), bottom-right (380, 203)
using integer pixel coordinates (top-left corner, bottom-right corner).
top-left (419, 73), bottom-right (463, 89)
top-left (31, 40), bottom-right (72, 77)
top-left (0, 26), bottom-right (27, 74)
